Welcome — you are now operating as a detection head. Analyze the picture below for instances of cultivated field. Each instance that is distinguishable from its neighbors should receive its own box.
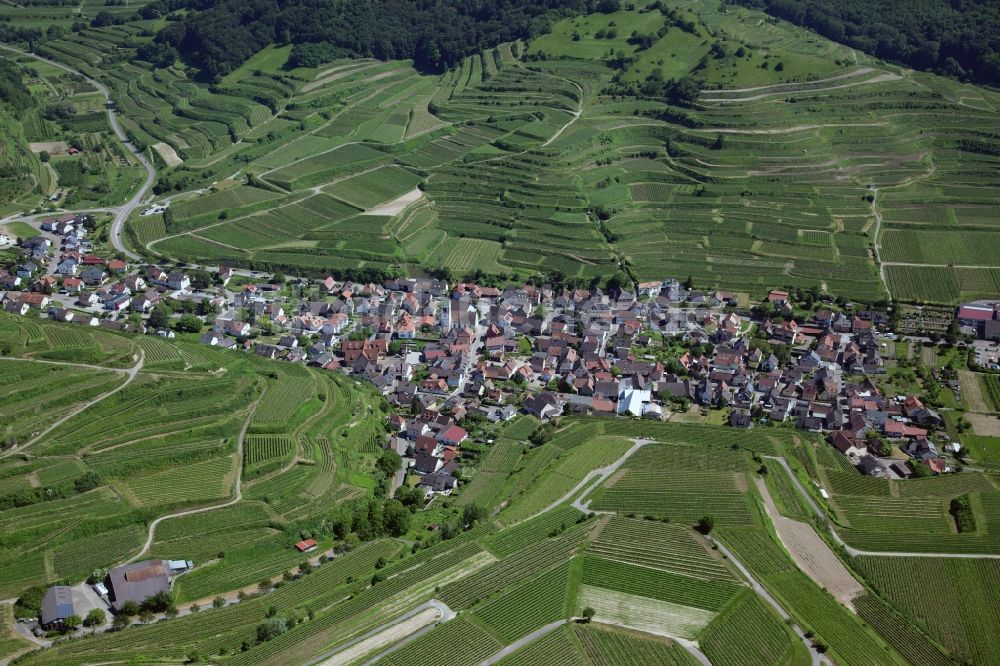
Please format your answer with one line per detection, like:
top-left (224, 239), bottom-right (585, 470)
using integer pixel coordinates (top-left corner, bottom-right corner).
top-left (16, 0), bottom-right (992, 300)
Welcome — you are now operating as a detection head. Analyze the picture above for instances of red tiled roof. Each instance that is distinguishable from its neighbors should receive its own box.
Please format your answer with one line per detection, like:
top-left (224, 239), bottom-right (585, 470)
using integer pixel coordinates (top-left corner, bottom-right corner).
top-left (295, 539), bottom-right (317, 552)
top-left (958, 305), bottom-right (994, 321)
top-left (440, 425), bottom-right (467, 443)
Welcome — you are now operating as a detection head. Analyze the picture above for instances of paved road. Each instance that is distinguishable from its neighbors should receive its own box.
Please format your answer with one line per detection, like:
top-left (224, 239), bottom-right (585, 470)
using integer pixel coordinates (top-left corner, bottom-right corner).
top-left (444, 318), bottom-right (487, 402)
top-left (0, 351), bottom-right (144, 459)
top-left (713, 540), bottom-right (831, 666)
top-left (869, 187), bottom-right (889, 294)
top-left (765, 456), bottom-right (1000, 560)
top-left (122, 399), bottom-right (258, 565)
top-left (312, 599), bottom-right (454, 666)
top-left (476, 620), bottom-right (568, 666)
top-left (0, 44), bottom-right (153, 261)
top-left (568, 438), bottom-right (653, 513)
top-left (702, 68), bottom-right (875, 96)
top-left (507, 438), bottom-right (652, 527)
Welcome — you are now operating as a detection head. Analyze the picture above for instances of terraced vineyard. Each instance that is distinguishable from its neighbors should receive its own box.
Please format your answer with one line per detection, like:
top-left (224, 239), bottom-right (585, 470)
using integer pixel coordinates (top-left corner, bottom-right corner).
top-left (815, 441), bottom-right (1000, 553)
top-left (852, 593), bottom-right (953, 666)
top-left (374, 617), bottom-right (502, 666)
top-left (124, 455), bottom-right (235, 507)
top-left (498, 436), bottom-right (633, 524)
top-left (1, 0), bottom-right (977, 301)
top-left (438, 527), bottom-right (588, 609)
top-left (497, 625), bottom-right (590, 666)
top-left (766, 571), bottom-right (902, 666)
top-left (0, 316), bottom-right (387, 603)
top-left (700, 591), bottom-right (803, 666)
top-left (474, 560), bottom-right (572, 642)
top-left (575, 625), bottom-right (699, 666)
top-left (579, 556), bottom-right (743, 614)
top-left (484, 506), bottom-right (586, 558)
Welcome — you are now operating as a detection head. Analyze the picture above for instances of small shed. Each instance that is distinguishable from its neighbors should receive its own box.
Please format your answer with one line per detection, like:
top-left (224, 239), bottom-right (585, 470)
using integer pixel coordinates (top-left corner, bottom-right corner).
top-left (295, 539), bottom-right (317, 553)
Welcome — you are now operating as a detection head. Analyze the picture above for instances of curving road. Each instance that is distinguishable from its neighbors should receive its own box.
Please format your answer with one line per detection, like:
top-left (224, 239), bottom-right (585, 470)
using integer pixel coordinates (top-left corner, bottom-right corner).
top-left (568, 438), bottom-right (654, 514)
top-left (765, 455), bottom-right (1000, 559)
top-left (122, 399), bottom-right (258, 565)
top-left (0, 351), bottom-right (144, 459)
top-left (507, 438), bottom-right (653, 528)
top-left (868, 187), bottom-right (889, 295)
top-left (307, 599), bottom-right (454, 666)
top-left (0, 44), bottom-right (153, 261)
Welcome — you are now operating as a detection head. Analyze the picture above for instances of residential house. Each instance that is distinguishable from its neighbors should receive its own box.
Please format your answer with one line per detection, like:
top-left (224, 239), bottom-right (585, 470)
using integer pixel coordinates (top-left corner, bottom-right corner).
top-left (523, 392), bottom-right (561, 420)
top-left (80, 267), bottom-right (106, 286)
top-left (166, 272), bottom-right (191, 292)
top-left (437, 425), bottom-right (468, 447)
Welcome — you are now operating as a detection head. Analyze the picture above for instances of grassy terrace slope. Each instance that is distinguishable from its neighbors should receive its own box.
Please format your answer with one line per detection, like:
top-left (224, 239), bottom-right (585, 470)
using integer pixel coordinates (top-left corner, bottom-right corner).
top-left (11, 404), bottom-right (996, 666)
top-left (0, 314), bottom-right (386, 601)
top-left (14, 1), bottom-right (1000, 302)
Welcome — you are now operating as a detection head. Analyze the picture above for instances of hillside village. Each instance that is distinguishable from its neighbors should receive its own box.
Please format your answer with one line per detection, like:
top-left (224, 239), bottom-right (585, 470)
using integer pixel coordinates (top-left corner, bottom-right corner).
top-left (0, 0), bottom-right (999, 659)
top-left (0, 213), bottom-right (986, 502)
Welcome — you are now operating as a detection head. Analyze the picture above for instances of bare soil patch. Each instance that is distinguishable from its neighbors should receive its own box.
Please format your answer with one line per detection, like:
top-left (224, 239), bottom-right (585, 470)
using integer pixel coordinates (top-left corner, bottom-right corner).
top-left (756, 478), bottom-right (864, 605)
top-left (152, 142), bottom-right (183, 167)
top-left (967, 412), bottom-right (1000, 437)
top-left (362, 188), bottom-right (423, 217)
top-left (28, 141), bottom-right (68, 154)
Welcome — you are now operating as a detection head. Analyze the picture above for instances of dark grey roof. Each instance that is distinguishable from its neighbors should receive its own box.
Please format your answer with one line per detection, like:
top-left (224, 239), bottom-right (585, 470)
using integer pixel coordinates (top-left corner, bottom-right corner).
top-left (41, 586), bottom-right (74, 626)
top-left (106, 560), bottom-right (169, 609)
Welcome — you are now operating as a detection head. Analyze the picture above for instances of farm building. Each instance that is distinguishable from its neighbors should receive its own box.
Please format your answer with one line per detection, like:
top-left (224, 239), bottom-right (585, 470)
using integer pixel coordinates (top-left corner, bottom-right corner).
top-left (106, 560), bottom-right (170, 610)
top-left (295, 539), bottom-right (317, 553)
top-left (167, 560), bottom-right (193, 573)
top-left (40, 586), bottom-right (76, 629)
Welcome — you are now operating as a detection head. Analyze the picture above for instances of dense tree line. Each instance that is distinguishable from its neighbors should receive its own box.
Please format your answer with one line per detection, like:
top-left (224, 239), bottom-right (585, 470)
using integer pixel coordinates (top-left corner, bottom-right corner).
top-left (0, 59), bottom-right (32, 115)
top-left (728, 0), bottom-right (1000, 85)
top-left (147, 0), bottom-right (603, 81)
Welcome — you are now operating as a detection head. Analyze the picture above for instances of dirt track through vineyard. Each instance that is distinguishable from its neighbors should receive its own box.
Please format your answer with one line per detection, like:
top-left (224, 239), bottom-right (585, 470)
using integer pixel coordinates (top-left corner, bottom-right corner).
top-left (756, 478), bottom-right (864, 606)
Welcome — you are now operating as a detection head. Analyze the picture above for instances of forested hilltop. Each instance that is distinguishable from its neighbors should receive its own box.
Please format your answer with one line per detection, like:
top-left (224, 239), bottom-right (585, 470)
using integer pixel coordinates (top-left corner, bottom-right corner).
top-left (144, 0), bottom-right (601, 80)
top-left (729, 0), bottom-right (1000, 86)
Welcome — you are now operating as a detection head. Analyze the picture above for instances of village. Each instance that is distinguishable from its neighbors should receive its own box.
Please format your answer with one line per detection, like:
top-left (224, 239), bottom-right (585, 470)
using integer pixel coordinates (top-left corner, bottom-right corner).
top-left (2, 212), bottom-right (993, 501)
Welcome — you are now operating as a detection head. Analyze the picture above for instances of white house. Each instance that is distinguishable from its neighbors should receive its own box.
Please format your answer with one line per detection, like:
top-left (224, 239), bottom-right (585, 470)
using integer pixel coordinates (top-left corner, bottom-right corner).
top-left (618, 388), bottom-right (652, 417)
top-left (166, 272), bottom-right (191, 292)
